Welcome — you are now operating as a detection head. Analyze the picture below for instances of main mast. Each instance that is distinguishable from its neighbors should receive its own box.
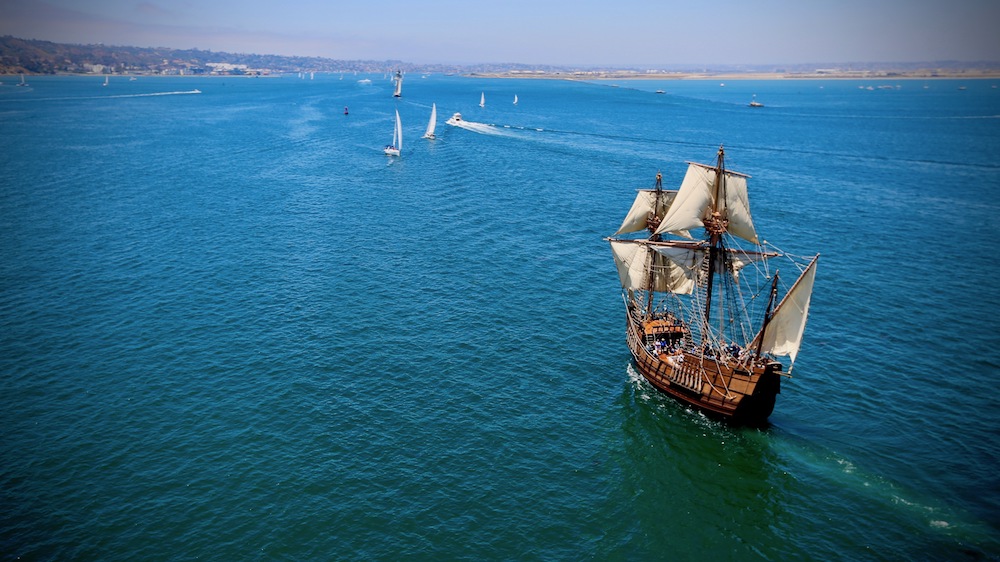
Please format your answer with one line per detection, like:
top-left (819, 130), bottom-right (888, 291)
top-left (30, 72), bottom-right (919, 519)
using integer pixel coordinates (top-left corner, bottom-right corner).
top-left (702, 147), bottom-right (729, 332)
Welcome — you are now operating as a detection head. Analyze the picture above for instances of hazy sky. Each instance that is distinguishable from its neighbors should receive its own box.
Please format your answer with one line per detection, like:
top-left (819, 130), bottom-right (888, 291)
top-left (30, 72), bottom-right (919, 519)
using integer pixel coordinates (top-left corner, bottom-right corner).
top-left (2, 0), bottom-right (999, 66)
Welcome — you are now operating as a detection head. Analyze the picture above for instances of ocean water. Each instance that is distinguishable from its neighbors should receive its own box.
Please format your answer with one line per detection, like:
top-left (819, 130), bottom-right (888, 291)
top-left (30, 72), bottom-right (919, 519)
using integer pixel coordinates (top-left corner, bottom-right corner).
top-left (1, 73), bottom-right (998, 560)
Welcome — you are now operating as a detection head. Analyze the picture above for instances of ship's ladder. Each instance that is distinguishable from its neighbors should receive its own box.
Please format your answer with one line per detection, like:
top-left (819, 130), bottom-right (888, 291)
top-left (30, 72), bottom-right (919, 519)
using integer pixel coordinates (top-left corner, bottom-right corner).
top-left (693, 256), bottom-right (712, 334)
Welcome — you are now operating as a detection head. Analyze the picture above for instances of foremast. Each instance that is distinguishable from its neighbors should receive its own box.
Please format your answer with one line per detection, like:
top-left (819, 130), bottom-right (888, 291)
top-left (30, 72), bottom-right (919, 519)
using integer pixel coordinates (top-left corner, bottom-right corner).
top-left (644, 170), bottom-right (667, 315)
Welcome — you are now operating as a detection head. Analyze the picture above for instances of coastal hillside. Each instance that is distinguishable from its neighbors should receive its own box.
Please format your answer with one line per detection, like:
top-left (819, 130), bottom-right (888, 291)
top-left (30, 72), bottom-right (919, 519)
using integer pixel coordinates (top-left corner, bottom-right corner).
top-left (1, 35), bottom-right (997, 78)
top-left (0, 36), bottom-right (557, 76)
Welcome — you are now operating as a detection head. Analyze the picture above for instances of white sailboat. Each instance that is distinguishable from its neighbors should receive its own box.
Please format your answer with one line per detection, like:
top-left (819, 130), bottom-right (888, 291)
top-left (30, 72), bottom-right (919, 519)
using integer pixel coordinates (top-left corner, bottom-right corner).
top-left (479, 92), bottom-right (485, 107)
top-left (393, 70), bottom-right (403, 98)
top-left (513, 94), bottom-right (518, 105)
top-left (103, 75), bottom-right (109, 86)
top-left (384, 109), bottom-right (402, 156)
top-left (422, 103), bottom-right (437, 140)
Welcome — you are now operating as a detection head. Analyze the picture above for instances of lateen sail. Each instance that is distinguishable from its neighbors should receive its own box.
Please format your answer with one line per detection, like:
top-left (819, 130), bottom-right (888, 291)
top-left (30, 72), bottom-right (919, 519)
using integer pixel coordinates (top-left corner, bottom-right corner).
top-left (753, 256), bottom-right (818, 364)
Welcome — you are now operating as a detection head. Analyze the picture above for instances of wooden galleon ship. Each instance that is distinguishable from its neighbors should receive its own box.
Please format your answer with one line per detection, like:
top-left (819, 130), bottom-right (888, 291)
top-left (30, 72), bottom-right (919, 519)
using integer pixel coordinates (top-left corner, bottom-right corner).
top-left (607, 147), bottom-right (818, 424)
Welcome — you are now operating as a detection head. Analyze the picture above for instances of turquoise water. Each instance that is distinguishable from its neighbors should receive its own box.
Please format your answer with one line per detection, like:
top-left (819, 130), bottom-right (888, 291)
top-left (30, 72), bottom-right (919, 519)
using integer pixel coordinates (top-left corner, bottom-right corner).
top-left (1, 74), bottom-right (998, 560)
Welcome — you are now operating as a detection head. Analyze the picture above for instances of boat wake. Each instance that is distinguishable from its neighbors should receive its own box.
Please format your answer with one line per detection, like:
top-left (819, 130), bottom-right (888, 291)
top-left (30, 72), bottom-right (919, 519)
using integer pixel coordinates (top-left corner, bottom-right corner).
top-left (444, 118), bottom-right (521, 137)
top-left (2, 90), bottom-right (203, 103)
top-left (106, 90), bottom-right (203, 99)
top-left (448, 116), bottom-right (1000, 172)
top-left (630, 350), bottom-right (997, 549)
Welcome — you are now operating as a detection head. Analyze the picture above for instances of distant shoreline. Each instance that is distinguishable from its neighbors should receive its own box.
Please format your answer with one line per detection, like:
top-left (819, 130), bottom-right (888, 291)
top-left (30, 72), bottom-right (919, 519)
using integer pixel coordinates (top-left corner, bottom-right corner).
top-left (469, 70), bottom-right (1000, 81)
top-left (8, 69), bottom-right (1000, 82)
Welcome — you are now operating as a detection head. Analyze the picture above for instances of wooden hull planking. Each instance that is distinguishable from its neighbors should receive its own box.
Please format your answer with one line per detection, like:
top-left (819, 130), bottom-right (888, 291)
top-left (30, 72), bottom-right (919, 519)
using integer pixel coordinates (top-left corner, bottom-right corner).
top-left (625, 313), bottom-right (780, 424)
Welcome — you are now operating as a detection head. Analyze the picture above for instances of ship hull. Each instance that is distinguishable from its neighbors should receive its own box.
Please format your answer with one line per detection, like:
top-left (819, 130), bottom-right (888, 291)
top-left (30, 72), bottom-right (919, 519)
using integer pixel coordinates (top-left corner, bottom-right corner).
top-left (624, 312), bottom-right (780, 425)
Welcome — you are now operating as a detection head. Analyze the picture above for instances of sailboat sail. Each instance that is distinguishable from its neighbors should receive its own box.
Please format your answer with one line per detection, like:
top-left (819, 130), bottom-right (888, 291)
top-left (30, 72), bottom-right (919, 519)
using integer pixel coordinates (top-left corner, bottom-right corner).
top-left (606, 147), bottom-right (819, 423)
top-left (479, 92), bottom-right (485, 107)
top-left (423, 103), bottom-right (437, 139)
top-left (393, 71), bottom-right (403, 97)
top-left (513, 94), bottom-right (518, 105)
top-left (395, 109), bottom-right (402, 151)
top-left (384, 110), bottom-right (402, 156)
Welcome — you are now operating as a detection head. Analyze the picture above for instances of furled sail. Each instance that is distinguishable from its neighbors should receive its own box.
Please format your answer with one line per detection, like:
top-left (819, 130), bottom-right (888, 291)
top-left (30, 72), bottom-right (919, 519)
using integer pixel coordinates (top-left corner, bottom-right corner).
top-left (726, 247), bottom-right (773, 279)
top-left (654, 163), bottom-right (758, 243)
top-left (756, 256), bottom-right (818, 363)
top-left (614, 190), bottom-right (678, 235)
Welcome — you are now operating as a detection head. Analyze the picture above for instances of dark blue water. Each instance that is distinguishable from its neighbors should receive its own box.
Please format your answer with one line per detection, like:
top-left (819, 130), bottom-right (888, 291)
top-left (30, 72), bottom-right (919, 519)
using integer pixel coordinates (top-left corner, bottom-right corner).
top-left (1, 74), bottom-right (998, 560)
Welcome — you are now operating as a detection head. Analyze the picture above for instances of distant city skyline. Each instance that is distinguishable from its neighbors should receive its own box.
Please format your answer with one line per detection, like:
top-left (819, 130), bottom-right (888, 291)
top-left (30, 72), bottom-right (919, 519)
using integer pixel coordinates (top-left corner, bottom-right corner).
top-left (2, 0), bottom-right (999, 67)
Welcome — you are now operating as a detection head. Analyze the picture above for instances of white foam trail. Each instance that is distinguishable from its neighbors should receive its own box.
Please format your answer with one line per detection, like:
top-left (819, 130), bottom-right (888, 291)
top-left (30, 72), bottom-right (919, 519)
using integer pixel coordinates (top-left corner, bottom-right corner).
top-left (2, 90), bottom-right (203, 103)
top-left (106, 90), bottom-right (202, 99)
top-left (445, 119), bottom-right (519, 137)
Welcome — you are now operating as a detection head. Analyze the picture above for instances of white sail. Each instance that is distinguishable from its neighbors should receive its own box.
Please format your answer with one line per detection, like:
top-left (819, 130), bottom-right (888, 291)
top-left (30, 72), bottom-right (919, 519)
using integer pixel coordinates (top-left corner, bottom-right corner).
top-left (513, 94), bottom-right (518, 105)
top-left (610, 240), bottom-right (651, 292)
top-left (393, 72), bottom-right (403, 97)
top-left (654, 163), bottom-right (758, 244)
top-left (651, 245), bottom-right (763, 294)
top-left (615, 190), bottom-right (679, 235)
top-left (649, 245), bottom-right (703, 294)
top-left (719, 173), bottom-right (756, 243)
top-left (480, 92), bottom-right (485, 107)
top-left (654, 165), bottom-right (711, 239)
top-left (395, 109), bottom-right (402, 151)
top-left (423, 103), bottom-right (437, 139)
top-left (385, 110), bottom-right (402, 155)
top-left (613, 239), bottom-right (770, 295)
top-left (757, 256), bottom-right (818, 363)
top-left (610, 241), bottom-right (702, 294)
